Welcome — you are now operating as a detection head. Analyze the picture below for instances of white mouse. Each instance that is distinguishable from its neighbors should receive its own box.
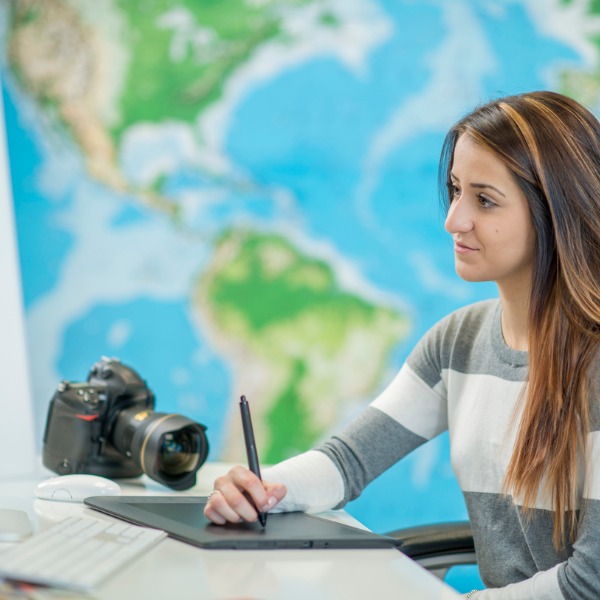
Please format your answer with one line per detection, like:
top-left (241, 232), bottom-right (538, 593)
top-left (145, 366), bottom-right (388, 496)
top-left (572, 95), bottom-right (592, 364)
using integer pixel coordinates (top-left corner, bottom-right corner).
top-left (34, 474), bottom-right (121, 502)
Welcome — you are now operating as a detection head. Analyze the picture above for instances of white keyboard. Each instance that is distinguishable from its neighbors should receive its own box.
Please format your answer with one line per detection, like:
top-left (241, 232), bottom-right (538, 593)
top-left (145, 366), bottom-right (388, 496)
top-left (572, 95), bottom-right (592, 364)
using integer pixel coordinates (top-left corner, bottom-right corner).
top-left (0, 515), bottom-right (167, 592)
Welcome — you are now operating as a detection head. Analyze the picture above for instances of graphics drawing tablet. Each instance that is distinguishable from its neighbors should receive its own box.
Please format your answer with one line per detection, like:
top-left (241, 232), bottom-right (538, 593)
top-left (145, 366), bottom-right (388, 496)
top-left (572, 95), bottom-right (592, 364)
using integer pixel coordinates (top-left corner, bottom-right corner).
top-left (84, 495), bottom-right (398, 550)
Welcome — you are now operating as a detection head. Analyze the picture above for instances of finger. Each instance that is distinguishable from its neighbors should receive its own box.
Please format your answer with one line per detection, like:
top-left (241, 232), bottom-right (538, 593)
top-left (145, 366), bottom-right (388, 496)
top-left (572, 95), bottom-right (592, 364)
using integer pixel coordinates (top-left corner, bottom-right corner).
top-left (261, 482), bottom-right (287, 512)
top-left (203, 503), bottom-right (226, 525)
top-left (227, 466), bottom-right (270, 511)
top-left (219, 480), bottom-right (261, 522)
top-left (211, 471), bottom-right (262, 522)
top-left (207, 486), bottom-right (249, 523)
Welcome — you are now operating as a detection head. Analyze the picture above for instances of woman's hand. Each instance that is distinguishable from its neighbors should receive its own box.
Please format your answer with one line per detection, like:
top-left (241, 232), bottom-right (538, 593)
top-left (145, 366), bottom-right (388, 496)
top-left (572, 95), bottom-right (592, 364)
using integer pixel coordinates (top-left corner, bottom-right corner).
top-left (204, 465), bottom-right (287, 525)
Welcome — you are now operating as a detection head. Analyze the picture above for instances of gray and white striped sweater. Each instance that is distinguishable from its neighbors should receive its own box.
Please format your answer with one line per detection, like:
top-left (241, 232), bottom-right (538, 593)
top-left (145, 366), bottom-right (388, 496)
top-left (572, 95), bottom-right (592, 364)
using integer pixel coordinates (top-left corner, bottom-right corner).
top-left (264, 300), bottom-right (600, 599)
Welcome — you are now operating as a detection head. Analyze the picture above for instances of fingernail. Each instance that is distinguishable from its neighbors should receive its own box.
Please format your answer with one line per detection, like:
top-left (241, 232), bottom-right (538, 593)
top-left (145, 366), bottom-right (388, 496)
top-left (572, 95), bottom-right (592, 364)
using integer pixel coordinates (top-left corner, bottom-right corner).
top-left (262, 497), bottom-right (278, 511)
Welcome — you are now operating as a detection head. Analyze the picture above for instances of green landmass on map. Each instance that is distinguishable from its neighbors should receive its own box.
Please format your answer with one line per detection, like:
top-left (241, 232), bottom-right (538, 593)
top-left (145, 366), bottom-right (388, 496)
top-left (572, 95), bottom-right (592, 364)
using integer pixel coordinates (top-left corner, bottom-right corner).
top-left (4, 0), bottom-right (331, 206)
top-left (5, 0), bottom-right (325, 148)
top-left (195, 230), bottom-right (409, 462)
top-left (558, 0), bottom-right (600, 109)
top-left (111, 0), bottom-right (310, 141)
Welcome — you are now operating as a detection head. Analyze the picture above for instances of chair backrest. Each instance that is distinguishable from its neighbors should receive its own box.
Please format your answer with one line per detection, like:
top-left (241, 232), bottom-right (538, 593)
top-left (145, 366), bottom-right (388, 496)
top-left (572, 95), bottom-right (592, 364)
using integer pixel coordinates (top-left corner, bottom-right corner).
top-left (386, 521), bottom-right (476, 580)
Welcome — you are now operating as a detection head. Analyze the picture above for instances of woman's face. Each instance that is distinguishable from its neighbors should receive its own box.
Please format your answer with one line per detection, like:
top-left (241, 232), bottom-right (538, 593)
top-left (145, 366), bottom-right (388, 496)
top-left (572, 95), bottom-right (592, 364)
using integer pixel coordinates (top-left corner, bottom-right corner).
top-left (444, 134), bottom-right (536, 294)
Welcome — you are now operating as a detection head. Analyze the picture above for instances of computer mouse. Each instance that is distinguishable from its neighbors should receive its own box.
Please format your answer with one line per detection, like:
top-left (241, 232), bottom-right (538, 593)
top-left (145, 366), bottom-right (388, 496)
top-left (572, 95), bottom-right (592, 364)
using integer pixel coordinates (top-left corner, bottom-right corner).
top-left (34, 474), bottom-right (122, 502)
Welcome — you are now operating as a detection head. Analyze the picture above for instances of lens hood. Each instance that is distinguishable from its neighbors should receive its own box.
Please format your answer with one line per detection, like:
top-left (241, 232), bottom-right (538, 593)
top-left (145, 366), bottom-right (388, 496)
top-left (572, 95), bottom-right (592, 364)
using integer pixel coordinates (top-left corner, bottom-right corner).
top-left (114, 410), bottom-right (209, 490)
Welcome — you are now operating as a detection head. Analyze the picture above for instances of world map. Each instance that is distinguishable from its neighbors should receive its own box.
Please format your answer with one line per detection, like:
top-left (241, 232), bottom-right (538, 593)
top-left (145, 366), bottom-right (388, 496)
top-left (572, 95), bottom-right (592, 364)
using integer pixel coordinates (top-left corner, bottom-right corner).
top-left (1, 0), bottom-right (598, 557)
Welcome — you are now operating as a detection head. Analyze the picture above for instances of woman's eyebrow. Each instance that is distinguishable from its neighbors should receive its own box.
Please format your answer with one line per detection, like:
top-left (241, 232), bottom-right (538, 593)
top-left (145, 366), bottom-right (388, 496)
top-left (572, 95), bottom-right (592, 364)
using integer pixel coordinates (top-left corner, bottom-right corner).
top-left (470, 182), bottom-right (506, 197)
top-left (449, 173), bottom-right (506, 197)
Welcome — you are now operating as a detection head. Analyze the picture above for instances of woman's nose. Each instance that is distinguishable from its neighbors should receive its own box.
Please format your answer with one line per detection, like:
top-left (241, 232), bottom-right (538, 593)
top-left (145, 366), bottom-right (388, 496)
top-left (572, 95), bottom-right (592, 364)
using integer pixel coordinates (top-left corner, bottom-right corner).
top-left (444, 198), bottom-right (474, 234)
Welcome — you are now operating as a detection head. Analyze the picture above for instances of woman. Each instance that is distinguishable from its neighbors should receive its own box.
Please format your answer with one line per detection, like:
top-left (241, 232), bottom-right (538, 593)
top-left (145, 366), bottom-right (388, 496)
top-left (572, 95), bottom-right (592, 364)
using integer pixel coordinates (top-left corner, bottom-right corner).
top-left (205, 91), bottom-right (600, 599)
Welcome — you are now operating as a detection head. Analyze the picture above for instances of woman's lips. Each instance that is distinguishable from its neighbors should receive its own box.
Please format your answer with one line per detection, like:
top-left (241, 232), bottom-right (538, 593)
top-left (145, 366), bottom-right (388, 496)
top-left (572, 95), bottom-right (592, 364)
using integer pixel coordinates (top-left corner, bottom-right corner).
top-left (454, 241), bottom-right (478, 254)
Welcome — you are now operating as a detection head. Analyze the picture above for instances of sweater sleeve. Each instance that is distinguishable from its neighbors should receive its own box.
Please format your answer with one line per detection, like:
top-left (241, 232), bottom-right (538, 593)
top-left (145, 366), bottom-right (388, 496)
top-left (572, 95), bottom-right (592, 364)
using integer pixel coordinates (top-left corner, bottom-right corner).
top-left (260, 311), bottom-right (454, 512)
top-left (262, 358), bottom-right (448, 511)
top-left (473, 565), bottom-right (562, 599)
top-left (261, 450), bottom-right (345, 513)
top-left (317, 362), bottom-right (447, 506)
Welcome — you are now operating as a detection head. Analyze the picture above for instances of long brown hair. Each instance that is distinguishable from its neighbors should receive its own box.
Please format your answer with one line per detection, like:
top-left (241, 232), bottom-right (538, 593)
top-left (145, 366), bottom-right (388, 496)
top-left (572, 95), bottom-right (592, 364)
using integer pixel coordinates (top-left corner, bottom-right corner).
top-left (439, 91), bottom-right (600, 548)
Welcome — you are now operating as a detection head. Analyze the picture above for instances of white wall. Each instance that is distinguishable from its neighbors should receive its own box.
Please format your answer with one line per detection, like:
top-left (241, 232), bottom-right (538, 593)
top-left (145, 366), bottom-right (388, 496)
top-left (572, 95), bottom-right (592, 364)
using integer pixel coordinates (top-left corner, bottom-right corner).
top-left (0, 78), bottom-right (36, 478)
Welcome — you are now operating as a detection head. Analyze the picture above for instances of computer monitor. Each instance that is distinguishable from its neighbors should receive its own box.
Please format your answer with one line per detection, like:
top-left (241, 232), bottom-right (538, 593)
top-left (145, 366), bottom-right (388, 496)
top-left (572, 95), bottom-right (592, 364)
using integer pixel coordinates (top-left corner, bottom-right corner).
top-left (0, 80), bottom-right (36, 478)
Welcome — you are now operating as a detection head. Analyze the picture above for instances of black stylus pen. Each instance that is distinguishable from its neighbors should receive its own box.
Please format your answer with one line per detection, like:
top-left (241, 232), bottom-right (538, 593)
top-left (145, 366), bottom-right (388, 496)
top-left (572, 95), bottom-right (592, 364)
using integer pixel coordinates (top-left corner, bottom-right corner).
top-left (239, 395), bottom-right (267, 527)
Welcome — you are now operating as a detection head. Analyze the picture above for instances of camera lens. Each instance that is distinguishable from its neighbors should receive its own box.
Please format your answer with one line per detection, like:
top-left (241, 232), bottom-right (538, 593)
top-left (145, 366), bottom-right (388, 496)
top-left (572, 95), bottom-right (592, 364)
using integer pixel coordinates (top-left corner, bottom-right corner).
top-left (157, 430), bottom-right (200, 476)
top-left (112, 409), bottom-right (209, 490)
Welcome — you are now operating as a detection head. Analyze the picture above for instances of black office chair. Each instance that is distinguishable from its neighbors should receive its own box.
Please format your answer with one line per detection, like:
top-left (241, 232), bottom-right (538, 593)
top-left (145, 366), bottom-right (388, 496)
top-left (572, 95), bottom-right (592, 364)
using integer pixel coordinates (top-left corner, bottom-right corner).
top-left (386, 521), bottom-right (477, 580)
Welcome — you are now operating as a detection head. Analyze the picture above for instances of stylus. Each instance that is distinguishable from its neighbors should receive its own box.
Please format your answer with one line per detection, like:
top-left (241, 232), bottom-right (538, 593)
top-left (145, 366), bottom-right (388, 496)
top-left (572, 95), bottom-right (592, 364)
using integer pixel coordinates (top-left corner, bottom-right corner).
top-left (240, 395), bottom-right (267, 527)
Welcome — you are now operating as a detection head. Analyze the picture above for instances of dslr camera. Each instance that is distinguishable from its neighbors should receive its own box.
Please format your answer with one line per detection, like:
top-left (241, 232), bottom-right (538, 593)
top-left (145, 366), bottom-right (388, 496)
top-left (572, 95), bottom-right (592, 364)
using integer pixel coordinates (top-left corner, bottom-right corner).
top-left (43, 357), bottom-right (209, 491)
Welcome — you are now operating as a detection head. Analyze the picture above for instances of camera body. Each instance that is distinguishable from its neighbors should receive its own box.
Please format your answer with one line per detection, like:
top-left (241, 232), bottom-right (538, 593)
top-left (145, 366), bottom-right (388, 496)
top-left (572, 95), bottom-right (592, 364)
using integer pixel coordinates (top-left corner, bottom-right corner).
top-left (43, 357), bottom-right (209, 490)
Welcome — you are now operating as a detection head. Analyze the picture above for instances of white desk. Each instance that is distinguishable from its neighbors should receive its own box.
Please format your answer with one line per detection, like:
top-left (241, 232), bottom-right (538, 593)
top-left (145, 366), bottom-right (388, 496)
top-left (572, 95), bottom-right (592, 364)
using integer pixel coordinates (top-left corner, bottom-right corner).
top-left (0, 464), bottom-right (460, 599)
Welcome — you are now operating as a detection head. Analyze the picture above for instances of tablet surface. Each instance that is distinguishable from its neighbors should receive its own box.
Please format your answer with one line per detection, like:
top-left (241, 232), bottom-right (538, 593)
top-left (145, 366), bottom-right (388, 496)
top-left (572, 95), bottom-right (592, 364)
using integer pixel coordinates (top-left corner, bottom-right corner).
top-left (84, 495), bottom-right (398, 550)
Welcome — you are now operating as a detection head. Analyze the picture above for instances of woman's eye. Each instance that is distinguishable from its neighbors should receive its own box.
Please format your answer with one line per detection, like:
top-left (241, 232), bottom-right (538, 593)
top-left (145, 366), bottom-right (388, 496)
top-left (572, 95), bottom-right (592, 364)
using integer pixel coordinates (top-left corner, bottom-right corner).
top-left (478, 195), bottom-right (496, 209)
top-left (448, 184), bottom-right (460, 200)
